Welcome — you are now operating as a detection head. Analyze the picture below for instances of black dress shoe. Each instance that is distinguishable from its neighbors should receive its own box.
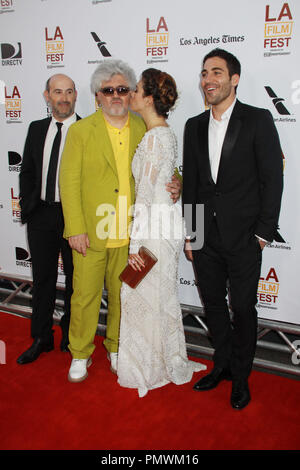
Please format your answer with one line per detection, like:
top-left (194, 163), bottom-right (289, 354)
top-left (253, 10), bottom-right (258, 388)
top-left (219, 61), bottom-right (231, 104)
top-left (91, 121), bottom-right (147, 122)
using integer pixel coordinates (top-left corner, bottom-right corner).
top-left (193, 367), bottom-right (231, 391)
top-left (231, 379), bottom-right (251, 410)
top-left (17, 336), bottom-right (54, 364)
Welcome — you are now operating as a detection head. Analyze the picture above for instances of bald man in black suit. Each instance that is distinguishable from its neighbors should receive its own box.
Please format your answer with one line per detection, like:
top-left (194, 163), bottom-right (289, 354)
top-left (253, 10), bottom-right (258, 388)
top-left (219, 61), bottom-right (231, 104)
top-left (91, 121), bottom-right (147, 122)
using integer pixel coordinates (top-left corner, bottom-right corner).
top-left (17, 74), bottom-right (80, 364)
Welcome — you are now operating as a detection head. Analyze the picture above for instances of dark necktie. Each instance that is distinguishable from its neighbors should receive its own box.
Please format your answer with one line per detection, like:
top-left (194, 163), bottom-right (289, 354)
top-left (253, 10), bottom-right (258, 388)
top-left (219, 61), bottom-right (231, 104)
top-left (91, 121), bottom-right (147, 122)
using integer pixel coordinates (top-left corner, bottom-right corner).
top-left (45, 122), bottom-right (63, 202)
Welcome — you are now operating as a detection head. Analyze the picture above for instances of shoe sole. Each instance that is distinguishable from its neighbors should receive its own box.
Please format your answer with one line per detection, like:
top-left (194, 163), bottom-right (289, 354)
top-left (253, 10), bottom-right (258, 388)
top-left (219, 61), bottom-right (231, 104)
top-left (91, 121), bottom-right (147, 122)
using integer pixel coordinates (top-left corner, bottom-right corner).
top-left (68, 357), bottom-right (92, 383)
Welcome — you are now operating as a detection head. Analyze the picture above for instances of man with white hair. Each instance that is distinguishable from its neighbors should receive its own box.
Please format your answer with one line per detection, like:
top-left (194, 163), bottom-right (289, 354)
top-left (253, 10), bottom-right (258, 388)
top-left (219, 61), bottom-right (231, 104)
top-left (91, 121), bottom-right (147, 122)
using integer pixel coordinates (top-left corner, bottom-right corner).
top-left (60, 60), bottom-right (180, 382)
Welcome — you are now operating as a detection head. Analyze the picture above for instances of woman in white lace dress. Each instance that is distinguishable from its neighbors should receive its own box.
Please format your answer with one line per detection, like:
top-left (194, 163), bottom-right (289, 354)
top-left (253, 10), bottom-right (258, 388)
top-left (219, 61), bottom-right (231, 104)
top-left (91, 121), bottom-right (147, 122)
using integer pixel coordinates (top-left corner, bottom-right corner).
top-left (117, 69), bottom-right (206, 397)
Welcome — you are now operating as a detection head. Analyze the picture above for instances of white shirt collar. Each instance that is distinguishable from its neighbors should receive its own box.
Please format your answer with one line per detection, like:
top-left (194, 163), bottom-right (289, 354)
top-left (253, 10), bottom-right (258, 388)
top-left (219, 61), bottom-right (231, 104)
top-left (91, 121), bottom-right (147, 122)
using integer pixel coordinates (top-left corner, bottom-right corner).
top-left (210, 97), bottom-right (237, 123)
top-left (51, 112), bottom-right (76, 128)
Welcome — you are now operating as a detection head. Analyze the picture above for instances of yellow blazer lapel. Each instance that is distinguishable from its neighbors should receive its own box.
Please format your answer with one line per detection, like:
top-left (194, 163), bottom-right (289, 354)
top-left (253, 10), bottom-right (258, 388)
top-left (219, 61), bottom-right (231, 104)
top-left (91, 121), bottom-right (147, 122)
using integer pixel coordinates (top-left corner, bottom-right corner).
top-left (94, 109), bottom-right (118, 176)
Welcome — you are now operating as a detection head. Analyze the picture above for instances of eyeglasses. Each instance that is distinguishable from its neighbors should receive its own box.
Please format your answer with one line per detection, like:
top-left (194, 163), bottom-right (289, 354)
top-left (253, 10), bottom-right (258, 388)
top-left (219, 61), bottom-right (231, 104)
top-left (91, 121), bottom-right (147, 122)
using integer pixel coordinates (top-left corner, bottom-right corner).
top-left (99, 86), bottom-right (130, 96)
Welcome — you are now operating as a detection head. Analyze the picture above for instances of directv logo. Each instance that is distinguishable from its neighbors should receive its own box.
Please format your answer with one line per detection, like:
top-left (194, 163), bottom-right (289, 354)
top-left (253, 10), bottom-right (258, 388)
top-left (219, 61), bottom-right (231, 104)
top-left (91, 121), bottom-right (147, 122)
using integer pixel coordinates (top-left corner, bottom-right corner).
top-left (1, 42), bottom-right (22, 66)
top-left (15, 247), bottom-right (32, 267)
top-left (8, 151), bottom-right (22, 172)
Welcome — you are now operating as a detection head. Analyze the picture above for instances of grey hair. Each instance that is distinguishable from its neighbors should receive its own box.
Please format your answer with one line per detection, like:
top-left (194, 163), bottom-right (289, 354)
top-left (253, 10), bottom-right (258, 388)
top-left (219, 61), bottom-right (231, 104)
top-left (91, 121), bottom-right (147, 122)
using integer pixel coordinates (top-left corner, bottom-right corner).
top-left (90, 60), bottom-right (137, 94)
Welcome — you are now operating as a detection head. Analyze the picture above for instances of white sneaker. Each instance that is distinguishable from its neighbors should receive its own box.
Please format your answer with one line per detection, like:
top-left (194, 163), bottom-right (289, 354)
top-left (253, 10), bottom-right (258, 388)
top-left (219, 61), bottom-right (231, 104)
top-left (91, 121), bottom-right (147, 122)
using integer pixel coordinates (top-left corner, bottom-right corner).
top-left (107, 352), bottom-right (118, 374)
top-left (68, 357), bottom-right (92, 383)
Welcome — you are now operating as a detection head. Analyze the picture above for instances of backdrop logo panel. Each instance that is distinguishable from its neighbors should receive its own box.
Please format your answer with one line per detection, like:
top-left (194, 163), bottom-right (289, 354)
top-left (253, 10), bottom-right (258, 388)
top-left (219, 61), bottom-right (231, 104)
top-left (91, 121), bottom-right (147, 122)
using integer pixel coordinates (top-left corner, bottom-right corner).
top-left (4, 85), bottom-right (22, 123)
top-left (265, 85), bottom-right (290, 114)
top-left (179, 33), bottom-right (244, 48)
top-left (257, 267), bottom-right (280, 310)
top-left (265, 85), bottom-right (297, 122)
top-left (8, 151), bottom-right (21, 172)
top-left (15, 247), bottom-right (31, 268)
top-left (0, 0), bottom-right (14, 14)
top-left (88, 32), bottom-right (112, 65)
top-left (0, 0), bottom-right (299, 326)
top-left (1, 42), bottom-right (22, 66)
top-left (10, 187), bottom-right (21, 223)
top-left (146, 17), bottom-right (169, 64)
top-left (45, 26), bottom-right (65, 69)
top-left (264, 2), bottom-right (294, 56)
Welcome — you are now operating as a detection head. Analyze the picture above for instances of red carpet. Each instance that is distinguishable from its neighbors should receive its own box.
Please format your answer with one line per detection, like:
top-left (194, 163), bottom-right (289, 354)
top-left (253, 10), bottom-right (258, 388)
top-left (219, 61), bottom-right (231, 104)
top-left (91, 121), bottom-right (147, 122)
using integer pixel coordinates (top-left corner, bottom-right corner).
top-left (0, 312), bottom-right (299, 450)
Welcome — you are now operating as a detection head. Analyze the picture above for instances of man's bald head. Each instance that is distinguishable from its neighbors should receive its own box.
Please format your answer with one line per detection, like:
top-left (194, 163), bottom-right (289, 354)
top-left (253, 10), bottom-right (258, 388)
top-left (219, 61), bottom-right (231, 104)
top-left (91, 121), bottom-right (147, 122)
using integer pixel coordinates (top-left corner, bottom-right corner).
top-left (44, 74), bottom-right (77, 121)
top-left (45, 74), bottom-right (76, 93)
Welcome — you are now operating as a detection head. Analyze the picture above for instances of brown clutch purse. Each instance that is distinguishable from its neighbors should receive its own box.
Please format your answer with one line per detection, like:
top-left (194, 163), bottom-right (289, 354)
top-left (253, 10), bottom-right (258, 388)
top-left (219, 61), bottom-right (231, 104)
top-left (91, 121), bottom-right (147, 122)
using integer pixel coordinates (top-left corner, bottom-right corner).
top-left (120, 246), bottom-right (158, 288)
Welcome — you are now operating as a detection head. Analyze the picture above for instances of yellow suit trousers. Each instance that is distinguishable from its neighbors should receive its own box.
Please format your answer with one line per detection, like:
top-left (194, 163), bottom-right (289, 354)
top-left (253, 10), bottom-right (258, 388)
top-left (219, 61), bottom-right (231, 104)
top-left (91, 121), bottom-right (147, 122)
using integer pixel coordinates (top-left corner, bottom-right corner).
top-left (68, 245), bottom-right (129, 358)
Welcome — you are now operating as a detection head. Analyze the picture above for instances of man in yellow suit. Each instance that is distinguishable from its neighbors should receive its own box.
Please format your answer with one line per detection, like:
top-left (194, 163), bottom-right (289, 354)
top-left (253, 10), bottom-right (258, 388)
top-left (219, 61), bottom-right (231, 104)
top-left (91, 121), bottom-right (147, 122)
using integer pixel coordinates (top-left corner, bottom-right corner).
top-left (60, 60), bottom-right (180, 382)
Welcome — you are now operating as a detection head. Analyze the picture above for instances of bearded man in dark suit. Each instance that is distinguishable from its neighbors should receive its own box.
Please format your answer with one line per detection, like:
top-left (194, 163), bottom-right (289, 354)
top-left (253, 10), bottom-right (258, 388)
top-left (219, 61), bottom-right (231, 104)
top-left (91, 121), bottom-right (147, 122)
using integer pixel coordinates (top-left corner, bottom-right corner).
top-left (17, 74), bottom-right (80, 364)
top-left (182, 49), bottom-right (283, 409)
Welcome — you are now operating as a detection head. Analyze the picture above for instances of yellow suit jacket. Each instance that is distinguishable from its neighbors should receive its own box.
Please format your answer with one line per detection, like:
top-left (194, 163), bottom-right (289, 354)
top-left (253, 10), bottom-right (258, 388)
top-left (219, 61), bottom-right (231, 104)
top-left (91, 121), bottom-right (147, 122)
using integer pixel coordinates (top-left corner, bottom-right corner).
top-left (59, 109), bottom-right (146, 250)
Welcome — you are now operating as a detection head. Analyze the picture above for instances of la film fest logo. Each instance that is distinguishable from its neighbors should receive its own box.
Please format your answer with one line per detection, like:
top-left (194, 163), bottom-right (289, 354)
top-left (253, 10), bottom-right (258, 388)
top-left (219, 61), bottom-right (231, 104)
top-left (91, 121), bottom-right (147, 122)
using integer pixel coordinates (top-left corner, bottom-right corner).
top-left (257, 267), bottom-right (280, 309)
top-left (15, 247), bottom-right (32, 268)
top-left (146, 16), bottom-right (169, 63)
top-left (45, 26), bottom-right (65, 68)
top-left (264, 2), bottom-right (293, 57)
top-left (0, 0), bottom-right (14, 14)
top-left (5, 84), bottom-right (22, 123)
top-left (1, 42), bottom-right (22, 66)
top-left (11, 187), bottom-right (21, 223)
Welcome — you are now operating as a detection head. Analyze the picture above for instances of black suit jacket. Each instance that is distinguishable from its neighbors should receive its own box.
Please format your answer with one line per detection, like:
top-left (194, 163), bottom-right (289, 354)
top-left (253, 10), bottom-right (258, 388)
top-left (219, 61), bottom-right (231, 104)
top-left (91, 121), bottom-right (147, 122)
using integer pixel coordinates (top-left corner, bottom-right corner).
top-left (19, 114), bottom-right (81, 224)
top-left (182, 100), bottom-right (284, 251)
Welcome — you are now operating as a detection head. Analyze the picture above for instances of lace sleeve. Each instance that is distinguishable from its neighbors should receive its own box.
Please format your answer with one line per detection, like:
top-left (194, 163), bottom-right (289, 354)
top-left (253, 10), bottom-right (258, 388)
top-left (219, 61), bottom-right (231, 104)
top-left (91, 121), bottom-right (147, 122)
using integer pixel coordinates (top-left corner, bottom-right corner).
top-left (130, 133), bottom-right (163, 254)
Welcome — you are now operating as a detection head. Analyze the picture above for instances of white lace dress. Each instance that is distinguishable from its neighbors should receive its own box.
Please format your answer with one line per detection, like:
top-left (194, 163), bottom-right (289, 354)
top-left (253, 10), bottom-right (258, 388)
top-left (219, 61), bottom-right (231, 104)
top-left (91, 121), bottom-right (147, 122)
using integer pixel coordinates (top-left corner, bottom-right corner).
top-left (117, 126), bottom-right (206, 397)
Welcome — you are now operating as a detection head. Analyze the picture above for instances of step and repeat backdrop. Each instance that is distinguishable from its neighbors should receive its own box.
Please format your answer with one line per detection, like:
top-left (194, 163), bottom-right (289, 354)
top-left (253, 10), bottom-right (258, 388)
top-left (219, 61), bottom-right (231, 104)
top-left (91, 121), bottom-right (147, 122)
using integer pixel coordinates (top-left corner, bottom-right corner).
top-left (0, 0), bottom-right (299, 324)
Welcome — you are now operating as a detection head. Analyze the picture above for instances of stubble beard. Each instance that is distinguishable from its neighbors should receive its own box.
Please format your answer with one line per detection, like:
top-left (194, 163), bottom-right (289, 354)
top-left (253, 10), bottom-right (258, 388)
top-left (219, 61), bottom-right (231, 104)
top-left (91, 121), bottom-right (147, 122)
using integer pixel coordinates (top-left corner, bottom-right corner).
top-left (51, 102), bottom-right (75, 120)
top-left (204, 82), bottom-right (233, 107)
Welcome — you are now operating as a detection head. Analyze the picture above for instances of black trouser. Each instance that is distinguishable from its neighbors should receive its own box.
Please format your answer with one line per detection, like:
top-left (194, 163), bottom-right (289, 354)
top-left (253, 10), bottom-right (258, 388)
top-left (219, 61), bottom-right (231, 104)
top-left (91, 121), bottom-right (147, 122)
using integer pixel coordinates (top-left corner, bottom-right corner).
top-left (27, 201), bottom-right (73, 341)
top-left (193, 218), bottom-right (262, 380)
